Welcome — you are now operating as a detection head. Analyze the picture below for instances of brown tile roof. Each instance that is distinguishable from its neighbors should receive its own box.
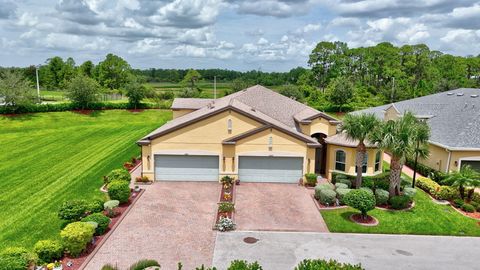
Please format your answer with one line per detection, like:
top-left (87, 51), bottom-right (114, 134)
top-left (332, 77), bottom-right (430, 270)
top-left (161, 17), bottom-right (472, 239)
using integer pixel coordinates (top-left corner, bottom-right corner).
top-left (139, 85), bottom-right (338, 146)
top-left (171, 98), bottom-right (214, 109)
top-left (325, 132), bottom-right (376, 148)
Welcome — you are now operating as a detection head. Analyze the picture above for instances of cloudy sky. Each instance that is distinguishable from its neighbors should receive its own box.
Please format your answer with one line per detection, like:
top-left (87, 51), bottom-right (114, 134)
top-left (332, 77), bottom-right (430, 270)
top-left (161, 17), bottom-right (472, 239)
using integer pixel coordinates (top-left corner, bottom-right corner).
top-left (1, 0), bottom-right (479, 71)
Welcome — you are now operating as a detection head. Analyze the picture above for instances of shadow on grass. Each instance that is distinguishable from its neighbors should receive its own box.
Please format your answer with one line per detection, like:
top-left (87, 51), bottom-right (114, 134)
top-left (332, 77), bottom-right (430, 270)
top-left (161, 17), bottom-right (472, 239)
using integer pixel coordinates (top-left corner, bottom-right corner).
top-left (1, 113), bottom-right (38, 121)
top-left (340, 211), bottom-right (358, 222)
top-left (72, 109), bottom-right (105, 117)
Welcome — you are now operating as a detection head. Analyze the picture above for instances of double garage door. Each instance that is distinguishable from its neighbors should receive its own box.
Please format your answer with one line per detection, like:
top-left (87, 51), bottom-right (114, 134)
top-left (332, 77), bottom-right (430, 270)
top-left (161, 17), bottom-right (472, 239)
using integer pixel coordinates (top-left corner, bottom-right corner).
top-left (154, 154), bottom-right (303, 183)
top-left (460, 160), bottom-right (480, 172)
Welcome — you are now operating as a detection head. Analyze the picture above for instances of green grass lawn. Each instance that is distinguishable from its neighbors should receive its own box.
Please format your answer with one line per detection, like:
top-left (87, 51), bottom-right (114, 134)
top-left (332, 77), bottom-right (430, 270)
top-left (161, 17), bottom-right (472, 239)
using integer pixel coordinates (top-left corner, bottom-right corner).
top-left (320, 189), bottom-right (480, 236)
top-left (0, 110), bottom-right (171, 249)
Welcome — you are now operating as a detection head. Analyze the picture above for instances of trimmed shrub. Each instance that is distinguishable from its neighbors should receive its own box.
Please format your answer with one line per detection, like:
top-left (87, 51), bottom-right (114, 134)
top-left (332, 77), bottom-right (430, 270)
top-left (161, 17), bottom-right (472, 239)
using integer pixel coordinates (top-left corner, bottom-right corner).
top-left (335, 173), bottom-right (349, 181)
top-left (304, 173), bottom-right (317, 186)
top-left (104, 200), bottom-right (120, 218)
top-left (360, 187), bottom-right (374, 195)
top-left (227, 260), bottom-right (262, 270)
top-left (470, 201), bottom-right (479, 211)
top-left (89, 198), bottom-right (105, 213)
top-left (82, 213), bottom-right (111, 235)
top-left (33, 240), bottom-right (63, 264)
top-left (403, 187), bottom-right (417, 199)
top-left (60, 222), bottom-right (96, 257)
top-left (461, 203), bottom-right (475, 213)
top-left (129, 259), bottom-right (161, 270)
top-left (0, 247), bottom-right (36, 270)
top-left (108, 180), bottom-right (131, 204)
top-left (101, 265), bottom-right (119, 270)
top-left (435, 186), bottom-right (459, 201)
top-left (471, 192), bottom-right (480, 204)
top-left (405, 158), bottom-right (447, 183)
top-left (361, 178), bottom-right (374, 189)
top-left (343, 189), bottom-right (376, 217)
top-left (319, 189), bottom-right (337, 206)
top-left (105, 168), bottom-right (131, 184)
top-left (58, 200), bottom-right (89, 221)
top-left (375, 189), bottom-right (389, 206)
top-left (415, 177), bottom-right (440, 195)
top-left (453, 198), bottom-right (465, 208)
top-left (294, 259), bottom-right (363, 270)
top-left (338, 179), bottom-right (352, 188)
top-left (218, 202), bottom-right (235, 213)
top-left (389, 195), bottom-right (411, 210)
top-left (335, 183), bottom-right (349, 189)
top-left (314, 183), bottom-right (334, 199)
top-left (336, 188), bottom-right (351, 205)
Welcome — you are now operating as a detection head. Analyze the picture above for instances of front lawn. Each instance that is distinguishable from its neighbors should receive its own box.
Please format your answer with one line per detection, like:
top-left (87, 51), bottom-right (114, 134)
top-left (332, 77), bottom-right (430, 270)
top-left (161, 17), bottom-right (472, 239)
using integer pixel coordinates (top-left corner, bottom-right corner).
top-left (320, 188), bottom-right (480, 236)
top-left (0, 110), bottom-right (171, 248)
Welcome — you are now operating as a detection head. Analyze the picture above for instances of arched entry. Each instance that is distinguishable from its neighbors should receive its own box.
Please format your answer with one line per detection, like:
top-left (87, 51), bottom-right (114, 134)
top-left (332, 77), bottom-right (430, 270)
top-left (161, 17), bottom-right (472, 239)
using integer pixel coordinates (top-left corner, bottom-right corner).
top-left (311, 133), bottom-right (327, 175)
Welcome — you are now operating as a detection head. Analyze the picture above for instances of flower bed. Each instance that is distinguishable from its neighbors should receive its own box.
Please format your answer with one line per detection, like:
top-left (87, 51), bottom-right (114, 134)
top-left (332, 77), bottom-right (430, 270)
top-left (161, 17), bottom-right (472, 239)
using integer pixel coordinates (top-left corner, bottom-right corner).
top-left (123, 157), bottom-right (141, 172)
top-left (213, 176), bottom-right (236, 231)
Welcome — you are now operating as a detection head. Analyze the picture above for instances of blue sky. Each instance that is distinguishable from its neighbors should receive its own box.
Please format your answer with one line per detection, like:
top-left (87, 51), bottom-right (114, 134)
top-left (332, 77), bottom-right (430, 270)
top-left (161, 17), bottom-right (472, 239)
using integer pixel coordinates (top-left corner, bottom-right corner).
top-left (1, 0), bottom-right (479, 71)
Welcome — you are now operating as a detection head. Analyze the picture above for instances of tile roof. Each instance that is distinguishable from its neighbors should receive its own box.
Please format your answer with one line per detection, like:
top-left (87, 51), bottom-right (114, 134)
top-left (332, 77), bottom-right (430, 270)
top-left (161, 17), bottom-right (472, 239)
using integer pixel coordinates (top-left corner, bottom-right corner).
top-left (325, 132), bottom-right (377, 148)
top-left (171, 98), bottom-right (214, 109)
top-left (354, 88), bottom-right (480, 150)
top-left (138, 85), bottom-right (336, 146)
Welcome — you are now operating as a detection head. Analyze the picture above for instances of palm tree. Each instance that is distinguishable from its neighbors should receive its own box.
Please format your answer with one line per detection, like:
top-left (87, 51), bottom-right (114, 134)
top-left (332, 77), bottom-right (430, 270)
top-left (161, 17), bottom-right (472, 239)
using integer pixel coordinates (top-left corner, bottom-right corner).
top-left (442, 165), bottom-right (480, 202)
top-left (410, 120), bottom-right (430, 187)
top-left (371, 112), bottom-right (429, 197)
top-left (341, 113), bottom-right (380, 188)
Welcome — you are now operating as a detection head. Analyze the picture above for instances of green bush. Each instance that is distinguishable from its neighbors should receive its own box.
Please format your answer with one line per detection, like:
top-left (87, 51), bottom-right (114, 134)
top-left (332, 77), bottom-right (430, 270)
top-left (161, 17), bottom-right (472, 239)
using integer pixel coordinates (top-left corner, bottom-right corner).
top-left (335, 183), bottom-right (349, 189)
top-left (344, 189), bottom-right (376, 217)
top-left (470, 201), bottom-right (480, 211)
top-left (359, 187), bottom-right (373, 195)
top-left (471, 192), bottom-right (480, 204)
top-left (108, 180), bottom-right (131, 204)
top-left (361, 178), bottom-right (374, 189)
top-left (58, 199), bottom-right (89, 221)
top-left (129, 259), bottom-right (160, 270)
top-left (405, 158), bottom-right (447, 182)
top-left (403, 187), bottom-right (417, 199)
top-left (101, 264), bottom-right (119, 270)
top-left (435, 186), bottom-right (460, 201)
top-left (89, 198), bottom-right (105, 213)
top-left (227, 260), bottom-right (262, 270)
top-left (335, 173), bottom-right (348, 181)
top-left (33, 240), bottom-right (63, 264)
top-left (314, 183), bottom-right (334, 199)
top-left (453, 198), bottom-right (465, 208)
top-left (60, 222), bottom-right (96, 257)
top-left (218, 202), bottom-right (235, 213)
top-left (336, 188), bottom-right (351, 205)
top-left (304, 173), bottom-right (317, 186)
top-left (82, 213), bottom-right (111, 235)
top-left (319, 189), bottom-right (337, 206)
top-left (375, 189), bottom-right (389, 206)
top-left (294, 259), bottom-right (363, 270)
top-left (0, 247), bottom-right (36, 270)
top-left (461, 203), bottom-right (475, 213)
top-left (338, 179), bottom-right (352, 188)
top-left (415, 177), bottom-right (440, 195)
top-left (389, 195), bottom-right (411, 210)
top-left (105, 168), bottom-right (131, 184)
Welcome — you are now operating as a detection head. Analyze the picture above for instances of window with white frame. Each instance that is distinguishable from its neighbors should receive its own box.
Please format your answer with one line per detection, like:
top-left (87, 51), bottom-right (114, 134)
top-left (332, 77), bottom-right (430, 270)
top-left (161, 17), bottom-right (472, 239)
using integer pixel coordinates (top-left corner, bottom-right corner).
top-left (335, 150), bottom-right (346, 171)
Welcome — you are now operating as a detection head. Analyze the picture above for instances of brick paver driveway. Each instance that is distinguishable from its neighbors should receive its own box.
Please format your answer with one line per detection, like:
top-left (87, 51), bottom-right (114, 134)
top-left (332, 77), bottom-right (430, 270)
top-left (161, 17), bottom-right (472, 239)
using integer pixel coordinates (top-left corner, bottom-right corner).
top-left (84, 182), bottom-right (219, 270)
top-left (234, 183), bottom-right (328, 232)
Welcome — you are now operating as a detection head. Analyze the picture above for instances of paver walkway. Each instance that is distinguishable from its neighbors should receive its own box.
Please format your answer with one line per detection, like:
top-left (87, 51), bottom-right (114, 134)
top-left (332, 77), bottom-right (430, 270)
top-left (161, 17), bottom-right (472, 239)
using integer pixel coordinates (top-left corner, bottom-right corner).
top-left (234, 183), bottom-right (328, 232)
top-left (383, 153), bottom-right (424, 179)
top-left (84, 182), bottom-right (219, 270)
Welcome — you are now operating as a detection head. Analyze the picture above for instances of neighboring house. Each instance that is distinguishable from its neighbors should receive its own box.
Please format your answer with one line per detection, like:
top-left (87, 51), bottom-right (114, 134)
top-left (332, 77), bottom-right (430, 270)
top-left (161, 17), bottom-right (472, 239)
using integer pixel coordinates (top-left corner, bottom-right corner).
top-left (356, 88), bottom-right (480, 173)
top-left (137, 85), bottom-right (383, 182)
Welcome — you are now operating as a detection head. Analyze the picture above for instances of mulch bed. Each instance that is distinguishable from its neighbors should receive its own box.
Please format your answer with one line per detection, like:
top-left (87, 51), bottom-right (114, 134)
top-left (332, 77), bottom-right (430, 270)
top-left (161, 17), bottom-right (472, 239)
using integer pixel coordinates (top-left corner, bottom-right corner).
top-left (349, 213), bottom-right (379, 226)
top-left (127, 109), bottom-right (145, 113)
top-left (57, 189), bottom-right (144, 270)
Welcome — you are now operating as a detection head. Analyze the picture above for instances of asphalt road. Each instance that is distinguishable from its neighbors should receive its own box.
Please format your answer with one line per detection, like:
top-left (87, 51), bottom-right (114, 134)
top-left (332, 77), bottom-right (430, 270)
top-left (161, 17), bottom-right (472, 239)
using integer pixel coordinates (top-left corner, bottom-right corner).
top-left (213, 231), bottom-right (480, 270)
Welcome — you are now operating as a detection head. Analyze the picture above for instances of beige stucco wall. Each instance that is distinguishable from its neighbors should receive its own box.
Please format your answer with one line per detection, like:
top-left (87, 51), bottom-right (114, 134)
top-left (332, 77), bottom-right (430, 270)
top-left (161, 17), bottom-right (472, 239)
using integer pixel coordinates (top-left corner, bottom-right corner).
top-left (300, 117), bottom-right (337, 136)
top-left (384, 106), bottom-right (400, 121)
top-left (325, 144), bottom-right (383, 180)
top-left (419, 142), bottom-right (480, 173)
top-left (172, 109), bottom-right (195, 119)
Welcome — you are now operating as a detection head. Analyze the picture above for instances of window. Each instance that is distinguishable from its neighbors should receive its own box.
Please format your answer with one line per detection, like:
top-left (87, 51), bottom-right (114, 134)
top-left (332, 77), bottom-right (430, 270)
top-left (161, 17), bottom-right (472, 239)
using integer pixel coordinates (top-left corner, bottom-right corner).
top-left (335, 150), bottom-right (346, 171)
top-left (355, 153), bottom-right (368, 174)
top-left (375, 151), bottom-right (381, 171)
top-left (227, 119), bottom-right (232, 132)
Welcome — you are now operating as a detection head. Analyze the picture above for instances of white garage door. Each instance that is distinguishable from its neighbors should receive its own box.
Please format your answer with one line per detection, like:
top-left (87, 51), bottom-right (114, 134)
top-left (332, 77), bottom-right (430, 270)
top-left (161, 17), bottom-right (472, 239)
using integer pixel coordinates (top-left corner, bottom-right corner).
top-left (460, 160), bottom-right (480, 172)
top-left (154, 155), bottom-right (219, 181)
top-left (239, 156), bottom-right (303, 183)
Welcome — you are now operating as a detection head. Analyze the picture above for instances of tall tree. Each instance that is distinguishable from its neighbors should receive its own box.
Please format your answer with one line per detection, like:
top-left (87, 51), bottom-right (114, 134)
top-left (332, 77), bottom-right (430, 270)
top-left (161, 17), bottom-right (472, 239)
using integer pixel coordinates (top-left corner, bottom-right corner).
top-left (66, 74), bottom-right (101, 109)
top-left (341, 113), bottom-right (381, 188)
top-left (181, 69), bottom-right (202, 90)
top-left (326, 76), bottom-right (354, 111)
top-left (96, 54), bottom-right (131, 90)
top-left (125, 76), bottom-right (146, 110)
top-left (0, 71), bottom-right (34, 107)
top-left (79, 60), bottom-right (95, 78)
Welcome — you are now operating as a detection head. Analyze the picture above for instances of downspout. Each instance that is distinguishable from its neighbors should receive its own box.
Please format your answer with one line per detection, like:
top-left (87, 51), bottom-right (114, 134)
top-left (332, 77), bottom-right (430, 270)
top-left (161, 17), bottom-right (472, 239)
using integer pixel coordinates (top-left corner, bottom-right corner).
top-left (445, 149), bottom-right (452, 173)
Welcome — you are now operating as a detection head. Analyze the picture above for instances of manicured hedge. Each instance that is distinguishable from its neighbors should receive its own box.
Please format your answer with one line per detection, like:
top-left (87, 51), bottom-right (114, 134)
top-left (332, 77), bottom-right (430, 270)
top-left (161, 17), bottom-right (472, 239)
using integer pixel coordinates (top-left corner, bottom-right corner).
top-left (60, 222), bottom-right (96, 257)
top-left (375, 189), bottom-right (389, 206)
top-left (107, 180), bottom-right (131, 204)
top-left (403, 187), bottom-right (417, 199)
top-left (336, 188), bottom-right (351, 205)
top-left (389, 195), bottom-right (411, 210)
top-left (335, 183), bottom-right (349, 189)
top-left (405, 158), bottom-right (446, 182)
top-left (319, 189), bottom-right (337, 205)
top-left (314, 183), bottom-right (334, 200)
top-left (435, 186), bottom-right (459, 201)
top-left (343, 189), bottom-right (376, 217)
top-left (415, 177), bottom-right (440, 196)
top-left (104, 168), bottom-right (131, 185)
top-left (81, 213), bottom-right (111, 235)
top-left (33, 240), bottom-right (63, 264)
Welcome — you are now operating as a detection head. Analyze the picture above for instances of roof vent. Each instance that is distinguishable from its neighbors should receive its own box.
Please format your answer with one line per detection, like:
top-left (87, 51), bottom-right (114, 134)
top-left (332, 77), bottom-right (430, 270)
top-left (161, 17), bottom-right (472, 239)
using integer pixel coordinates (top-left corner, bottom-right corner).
top-left (471, 94), bottom-right (479, 98)
top-left (457, 93), bottom-right (464, 96)
top-left (447, 92), bottom-right (454, 96)
top-left (251, 108), bottom-right (256, 112)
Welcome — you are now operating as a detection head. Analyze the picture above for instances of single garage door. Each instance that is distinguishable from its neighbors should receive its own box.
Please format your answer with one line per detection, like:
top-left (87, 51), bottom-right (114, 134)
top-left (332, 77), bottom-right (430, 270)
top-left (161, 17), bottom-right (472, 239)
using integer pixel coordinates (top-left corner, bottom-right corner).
top-left (239, 156), bottom-right (303, 183)
top-left (460, 160), bottom-right (480, 172)
top-left (154, 155), bottom-right (219, 181)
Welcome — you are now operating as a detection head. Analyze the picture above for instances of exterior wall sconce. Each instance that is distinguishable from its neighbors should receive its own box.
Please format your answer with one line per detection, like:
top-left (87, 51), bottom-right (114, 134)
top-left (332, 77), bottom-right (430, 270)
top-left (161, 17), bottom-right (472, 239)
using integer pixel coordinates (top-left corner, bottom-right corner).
top-left (147, 155), bottom-right (150, 170)
top-left (227, 119), bottom-right (232, 133)
top-left (268, 136), bottom-right (273, 151)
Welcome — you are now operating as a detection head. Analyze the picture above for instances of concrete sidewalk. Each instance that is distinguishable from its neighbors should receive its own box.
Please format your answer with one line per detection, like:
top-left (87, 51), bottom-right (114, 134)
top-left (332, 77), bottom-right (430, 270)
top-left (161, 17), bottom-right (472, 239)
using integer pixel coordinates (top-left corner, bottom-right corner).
top-left (213, 231), bottom-right (480, 270)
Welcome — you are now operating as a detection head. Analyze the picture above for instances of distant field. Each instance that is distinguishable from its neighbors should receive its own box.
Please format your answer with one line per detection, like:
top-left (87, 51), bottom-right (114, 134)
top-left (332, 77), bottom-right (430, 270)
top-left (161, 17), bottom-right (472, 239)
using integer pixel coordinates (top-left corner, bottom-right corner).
top-left (0, 110), bottom-right (171, 248)
top-left (148, 81), bottom-right (233, 98)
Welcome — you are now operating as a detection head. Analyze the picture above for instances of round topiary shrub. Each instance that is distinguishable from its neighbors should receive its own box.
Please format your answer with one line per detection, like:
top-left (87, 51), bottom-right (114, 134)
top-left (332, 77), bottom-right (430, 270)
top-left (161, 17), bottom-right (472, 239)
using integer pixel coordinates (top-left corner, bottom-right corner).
top-left (461, 203), bottom-right (475, 213)
top-left (304, 173), bottom-right (317, 186)
top-left (403, 187), bottom-right (417, 199)
top-left (60, 222), bottom-right (96, 257)
top-left (58, 200), bottom-right (89, 221)
top-left (319, 189), bottom-right (337, 206)
top-left (343, 189), bottom-right (376, 218)
top-left (104, 168), bottom-right (131, 185)
top-left (335, 188), bottom-right (351, 205)
top-left (81, 213), bottom-right (111, 235)
top-left (33, 240), bottom-right (63, 264)
top-left (335, 183), bottom-right (348, 190)
top-left (375, 189), bottom-right (389, 206)
top-left (314, 183), bottom-right (334, 199)
top-left (389, 195), bottom-right (411, 210)
top-left (108, 180), bottom-right (131, 204)
top-left (360, 187), bottom-right (374, 195)
top-left (88, 198), bottom-right (105, 214)
top-left (337, 179), bottom-right (352, 188)
top-left (0, 247), bottom-right (37, 270)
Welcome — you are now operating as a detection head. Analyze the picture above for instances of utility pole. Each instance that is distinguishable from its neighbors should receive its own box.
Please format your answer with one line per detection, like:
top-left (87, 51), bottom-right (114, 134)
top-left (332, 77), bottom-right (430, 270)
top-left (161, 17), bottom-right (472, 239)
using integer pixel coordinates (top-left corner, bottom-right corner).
top-left (390, 77), bottom-right (395, 103)
top-left (36, 65), bottom-right (41, 103)
top-left (214, 76), bottom-right (217, 99)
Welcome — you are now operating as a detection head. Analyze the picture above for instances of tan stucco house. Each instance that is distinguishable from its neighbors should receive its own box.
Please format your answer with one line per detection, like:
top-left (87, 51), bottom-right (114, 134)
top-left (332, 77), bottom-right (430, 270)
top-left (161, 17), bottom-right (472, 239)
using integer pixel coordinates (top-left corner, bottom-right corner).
top-left (356, 88), bottom-right (480, 173)
top-left (137, 85), bottom-right (383, 183)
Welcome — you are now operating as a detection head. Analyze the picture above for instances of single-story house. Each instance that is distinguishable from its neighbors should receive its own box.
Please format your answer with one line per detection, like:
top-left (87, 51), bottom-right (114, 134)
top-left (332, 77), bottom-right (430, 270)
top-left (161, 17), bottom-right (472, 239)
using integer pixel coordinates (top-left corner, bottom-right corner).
top-left (137, 85), bottom-right (383, 183)
top-left (356, 88), bottom-right (480, 173)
